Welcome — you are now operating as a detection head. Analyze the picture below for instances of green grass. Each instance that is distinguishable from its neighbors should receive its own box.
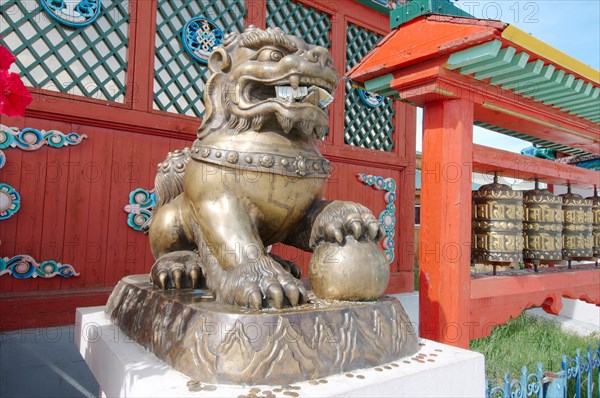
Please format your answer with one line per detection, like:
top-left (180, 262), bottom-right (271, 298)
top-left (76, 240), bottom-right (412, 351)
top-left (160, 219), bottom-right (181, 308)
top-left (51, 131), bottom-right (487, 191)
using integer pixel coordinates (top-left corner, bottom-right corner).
top-left (470, 313), bottom-right (600, 385)
top-left (413, 260), bottom-right (419, 291)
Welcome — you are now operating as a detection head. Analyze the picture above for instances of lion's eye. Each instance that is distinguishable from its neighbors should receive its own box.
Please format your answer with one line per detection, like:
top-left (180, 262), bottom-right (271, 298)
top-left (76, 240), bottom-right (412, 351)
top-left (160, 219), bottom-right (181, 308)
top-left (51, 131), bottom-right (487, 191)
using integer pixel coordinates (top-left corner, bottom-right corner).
top-left (270, 50), bottom-right (283, 61)
top-left (257, 49), bottom-right (284, 62)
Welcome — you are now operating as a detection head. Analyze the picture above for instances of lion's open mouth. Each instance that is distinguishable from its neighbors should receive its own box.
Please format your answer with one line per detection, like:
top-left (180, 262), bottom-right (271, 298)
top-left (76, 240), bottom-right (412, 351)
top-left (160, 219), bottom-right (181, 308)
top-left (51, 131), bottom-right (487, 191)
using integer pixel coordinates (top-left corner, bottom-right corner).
top-left (242, 76), bottom-right (335, 109)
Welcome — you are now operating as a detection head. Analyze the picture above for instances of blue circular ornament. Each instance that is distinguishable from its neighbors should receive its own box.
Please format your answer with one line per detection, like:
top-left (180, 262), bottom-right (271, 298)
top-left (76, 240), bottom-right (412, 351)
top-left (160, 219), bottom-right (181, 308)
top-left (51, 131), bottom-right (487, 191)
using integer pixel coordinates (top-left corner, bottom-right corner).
top-left (0, 183), bottom-right (21, 220)
top-left (358, 89), bottom-right (384, 108)
top-left (41, 0), bottom-right (102, 28)
top-left (181, 17), bottom-right (224, 64)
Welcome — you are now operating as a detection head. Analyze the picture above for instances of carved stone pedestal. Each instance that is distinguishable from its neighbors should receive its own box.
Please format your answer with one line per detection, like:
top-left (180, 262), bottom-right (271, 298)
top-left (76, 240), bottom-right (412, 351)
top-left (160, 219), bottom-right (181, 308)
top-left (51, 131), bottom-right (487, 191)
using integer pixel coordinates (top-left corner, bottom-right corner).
top-left (105, 275), bottom-right (419, 386)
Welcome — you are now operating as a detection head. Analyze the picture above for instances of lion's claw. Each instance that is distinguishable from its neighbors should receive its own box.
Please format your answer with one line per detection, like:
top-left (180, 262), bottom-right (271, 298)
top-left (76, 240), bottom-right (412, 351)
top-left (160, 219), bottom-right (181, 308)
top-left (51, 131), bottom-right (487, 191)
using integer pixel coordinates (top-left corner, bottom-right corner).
top-left (367, 220), bottom-right (380, 240)
top-left (282, 281), bottom-right (301, 307)
top-left (150, 251), bottom-right (203, 290)
top-left (208, 255), bottom-right (306, 310)
top-left (310, 201), bottom-right (384, 247)
top-left (249, 291), bottom-right (262, 311)
top-left (189, 268), bottom-right (201, 288)
top-left (156, 271), bottom-right (168, 289)
top-left (324, 221), bottom-right (344, 244)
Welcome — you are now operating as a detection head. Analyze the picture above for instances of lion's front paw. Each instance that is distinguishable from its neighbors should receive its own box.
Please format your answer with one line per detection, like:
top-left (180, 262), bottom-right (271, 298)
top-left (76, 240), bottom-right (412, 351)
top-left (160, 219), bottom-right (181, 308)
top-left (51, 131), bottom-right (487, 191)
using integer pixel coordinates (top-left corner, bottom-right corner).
top-left (309, 201), bottom-right (384, 248)
top-left (150, 250), bottom-right (204, 289)
top-left (210, 256), bottom-right (307, 310)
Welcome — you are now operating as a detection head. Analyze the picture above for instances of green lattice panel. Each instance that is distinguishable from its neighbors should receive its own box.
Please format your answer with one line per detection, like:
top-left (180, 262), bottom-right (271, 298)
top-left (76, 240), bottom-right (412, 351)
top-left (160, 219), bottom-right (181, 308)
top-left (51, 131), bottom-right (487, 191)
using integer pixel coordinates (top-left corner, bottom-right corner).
top-left (0, 0), bottom-right (129, 102)
top-left (266, 0), bottom-right (331, 48)
top-left (153, 0), bottom-right (246, 117)
top-left (344, 24), bottom-right (394, 152)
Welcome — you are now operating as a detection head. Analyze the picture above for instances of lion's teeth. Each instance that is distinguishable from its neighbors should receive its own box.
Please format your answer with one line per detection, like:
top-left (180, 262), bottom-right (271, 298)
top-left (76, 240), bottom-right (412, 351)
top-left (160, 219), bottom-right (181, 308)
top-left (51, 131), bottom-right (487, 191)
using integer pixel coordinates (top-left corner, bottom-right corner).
top-left (274, 85), bottom-right (333, 108)
top-left (276, 86), bottom-right (307, 101)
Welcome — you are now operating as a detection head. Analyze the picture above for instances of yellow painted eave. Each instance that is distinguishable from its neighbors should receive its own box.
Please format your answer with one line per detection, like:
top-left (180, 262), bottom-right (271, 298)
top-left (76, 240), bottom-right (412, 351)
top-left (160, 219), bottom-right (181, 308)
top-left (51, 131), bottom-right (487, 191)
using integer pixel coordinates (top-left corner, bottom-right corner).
top-left (502, 25), bottom-right (600, 85)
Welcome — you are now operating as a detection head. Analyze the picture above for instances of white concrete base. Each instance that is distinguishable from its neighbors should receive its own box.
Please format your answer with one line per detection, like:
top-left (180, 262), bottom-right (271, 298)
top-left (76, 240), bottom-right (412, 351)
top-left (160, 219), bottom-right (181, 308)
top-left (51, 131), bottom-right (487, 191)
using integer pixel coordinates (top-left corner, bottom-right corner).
top-left (559, 298), bottom-right (600, 327)
top-left (76, 306), bottom-right (485, 397)
top-left (526, 299), bottom-right (600, 336)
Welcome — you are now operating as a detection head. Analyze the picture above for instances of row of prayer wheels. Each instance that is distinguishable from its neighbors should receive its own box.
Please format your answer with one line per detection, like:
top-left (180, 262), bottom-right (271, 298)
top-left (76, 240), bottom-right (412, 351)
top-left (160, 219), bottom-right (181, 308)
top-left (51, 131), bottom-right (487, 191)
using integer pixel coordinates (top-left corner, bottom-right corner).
top-left (472, 175), bottom-right (599, 274)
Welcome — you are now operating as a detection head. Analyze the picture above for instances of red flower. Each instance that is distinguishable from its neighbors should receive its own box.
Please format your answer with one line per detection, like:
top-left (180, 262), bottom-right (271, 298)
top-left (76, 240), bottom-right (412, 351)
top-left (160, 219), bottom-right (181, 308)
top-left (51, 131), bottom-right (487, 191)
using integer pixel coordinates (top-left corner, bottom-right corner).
top-left (0, 70), bottom-right (33, 117)
top-left (0, 45), bottom-right (16, 71)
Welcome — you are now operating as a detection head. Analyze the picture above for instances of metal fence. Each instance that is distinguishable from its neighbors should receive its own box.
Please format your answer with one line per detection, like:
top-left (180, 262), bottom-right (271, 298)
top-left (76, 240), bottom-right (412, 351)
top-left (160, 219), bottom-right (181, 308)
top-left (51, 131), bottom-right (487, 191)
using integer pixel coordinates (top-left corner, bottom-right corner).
top-left (486, 344), bottom-right (600, 398)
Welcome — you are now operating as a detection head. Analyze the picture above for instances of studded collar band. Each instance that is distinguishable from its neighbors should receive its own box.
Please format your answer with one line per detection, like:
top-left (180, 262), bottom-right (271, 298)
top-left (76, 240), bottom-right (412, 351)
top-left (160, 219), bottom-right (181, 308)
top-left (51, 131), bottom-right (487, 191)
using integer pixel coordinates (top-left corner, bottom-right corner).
top-left (190, 144), bottom-right (332, 178)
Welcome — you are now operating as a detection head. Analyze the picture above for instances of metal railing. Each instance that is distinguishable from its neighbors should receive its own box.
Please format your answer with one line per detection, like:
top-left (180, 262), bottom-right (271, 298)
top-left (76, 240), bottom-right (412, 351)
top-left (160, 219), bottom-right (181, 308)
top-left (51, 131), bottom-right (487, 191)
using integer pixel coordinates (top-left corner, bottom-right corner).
top-left (486, 344), bottom-right (600, 398)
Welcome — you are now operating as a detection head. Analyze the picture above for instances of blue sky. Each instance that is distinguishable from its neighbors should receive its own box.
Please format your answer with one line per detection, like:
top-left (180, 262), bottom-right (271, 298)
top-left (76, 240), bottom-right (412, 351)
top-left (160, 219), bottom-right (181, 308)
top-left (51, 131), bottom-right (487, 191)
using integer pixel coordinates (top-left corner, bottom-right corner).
top-left (415, 0), bottom-right (600, 153)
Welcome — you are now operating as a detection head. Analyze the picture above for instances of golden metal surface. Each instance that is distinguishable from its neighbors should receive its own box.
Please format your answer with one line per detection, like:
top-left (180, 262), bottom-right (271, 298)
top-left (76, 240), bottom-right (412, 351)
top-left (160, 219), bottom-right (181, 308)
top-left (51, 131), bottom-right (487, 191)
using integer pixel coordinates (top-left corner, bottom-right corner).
top-left (588, 188), bottom-right (600, 259)
top-left (146, 27), bottom-right (388, 309)
top-left (522, 180), bottom-right (563, 263)
top-left (309, 236), bottom-right (389, 301)
top-left (560, 186), bottom-right (594, 261)
top-left (106, 275), bottom-right (419, 386)
top-left (472, 175), bottom-right (524, 265)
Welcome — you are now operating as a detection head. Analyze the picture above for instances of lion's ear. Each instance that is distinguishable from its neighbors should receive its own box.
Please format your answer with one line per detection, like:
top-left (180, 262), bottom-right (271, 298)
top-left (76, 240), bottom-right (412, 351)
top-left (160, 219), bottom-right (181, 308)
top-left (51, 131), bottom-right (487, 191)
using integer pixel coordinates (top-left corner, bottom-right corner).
top-left (208, 48), bottom-right (231, 73)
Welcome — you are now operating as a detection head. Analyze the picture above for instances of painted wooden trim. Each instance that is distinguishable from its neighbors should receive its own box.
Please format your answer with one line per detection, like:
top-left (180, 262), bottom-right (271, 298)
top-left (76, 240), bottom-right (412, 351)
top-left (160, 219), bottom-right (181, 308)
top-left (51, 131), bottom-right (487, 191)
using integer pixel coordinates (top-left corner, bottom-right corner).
top-left (472, 144), bottom-right (600, 188)
top-left (385, 271), bottom-right (415, 294)
top-left (124, 188), bottom-right (156, 231)
top-left (470, 267), bottom-right (600, 340)
top-left (245, 0), bottom-right (267, 28)
top-left (347, 16), bottom-right (501, 82)
top-left (354, 0), bottom-right (390, 16)
top-left (321, 145), bottom-right (409, 170)
top-left (445, 41), bottom-right (600, 124)
top-left (295, 0), bottom-right (338, 15)
top-left (0, 125), bottom-right (87, 151)
top-left (22, 95), bottom-right (199, 139)
top-left (358, 174), bottom-right (397, 263)
top-left (395, 101), bottom-right (417, 278)
top-left (345, 9), bottom-right (390, 37)
top-left (130, 0), bottom-right (157, 112)
top-left (0, 288), bottom-right (112, 331)
top-left (377, 67), bottom-right (599, 155)
top-left (0, 255), bottom-right (80, 279)
top-left (419, 98), bottom-right (474, 348)
top-left (481, 102), bottom-right (599, 141)
top-left (502, 25), bottom-right (600, 85)
top-left (329, 0), bottom-right (345, 148)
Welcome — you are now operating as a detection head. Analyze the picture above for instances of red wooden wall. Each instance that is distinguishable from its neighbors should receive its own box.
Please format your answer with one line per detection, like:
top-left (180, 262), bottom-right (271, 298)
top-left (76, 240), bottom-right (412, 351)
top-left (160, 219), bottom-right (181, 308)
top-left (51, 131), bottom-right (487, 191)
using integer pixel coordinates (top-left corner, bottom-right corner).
top-left (0, 0), bottom-right (416, 330)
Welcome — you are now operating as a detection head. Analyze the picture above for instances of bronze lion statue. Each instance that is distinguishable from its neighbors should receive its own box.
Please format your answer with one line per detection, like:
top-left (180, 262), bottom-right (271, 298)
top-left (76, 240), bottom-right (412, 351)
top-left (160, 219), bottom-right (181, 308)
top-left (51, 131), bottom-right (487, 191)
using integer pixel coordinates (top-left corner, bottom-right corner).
top-left (148, 26), bottom-right (387, 310)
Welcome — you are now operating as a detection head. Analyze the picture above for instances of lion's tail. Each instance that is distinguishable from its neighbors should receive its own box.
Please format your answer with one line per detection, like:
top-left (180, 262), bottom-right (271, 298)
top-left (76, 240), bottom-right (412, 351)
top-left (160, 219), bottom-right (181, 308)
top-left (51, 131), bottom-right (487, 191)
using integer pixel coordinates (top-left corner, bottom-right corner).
top-left (141, 148), bottom-right (191, 233)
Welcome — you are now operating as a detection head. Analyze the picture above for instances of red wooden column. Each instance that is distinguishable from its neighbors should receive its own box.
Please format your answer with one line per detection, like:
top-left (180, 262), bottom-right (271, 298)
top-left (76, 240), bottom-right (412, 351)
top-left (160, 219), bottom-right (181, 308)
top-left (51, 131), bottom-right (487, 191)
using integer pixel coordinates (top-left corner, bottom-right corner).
top-left (419, 99), bottom-right (474, 348)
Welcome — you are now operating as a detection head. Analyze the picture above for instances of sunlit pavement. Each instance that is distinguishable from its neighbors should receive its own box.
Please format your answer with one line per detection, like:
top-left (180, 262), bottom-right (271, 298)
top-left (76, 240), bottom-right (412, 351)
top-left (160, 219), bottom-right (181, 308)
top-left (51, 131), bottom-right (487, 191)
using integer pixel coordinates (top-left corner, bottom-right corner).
top-left (0, 325), bottom-right (98, 398)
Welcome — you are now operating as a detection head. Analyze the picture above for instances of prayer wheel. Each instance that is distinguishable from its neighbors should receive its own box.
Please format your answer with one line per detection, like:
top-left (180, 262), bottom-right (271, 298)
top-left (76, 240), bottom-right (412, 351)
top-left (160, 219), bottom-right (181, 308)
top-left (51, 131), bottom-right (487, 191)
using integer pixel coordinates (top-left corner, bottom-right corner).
top-left (560, 186), bottom-right (593, 266)
top-left (589, 188), bottom-right (600, 263)
top-left (472, 174), bottom-right (523, 273)
top-left (522, 180), bottom-right (563, 271)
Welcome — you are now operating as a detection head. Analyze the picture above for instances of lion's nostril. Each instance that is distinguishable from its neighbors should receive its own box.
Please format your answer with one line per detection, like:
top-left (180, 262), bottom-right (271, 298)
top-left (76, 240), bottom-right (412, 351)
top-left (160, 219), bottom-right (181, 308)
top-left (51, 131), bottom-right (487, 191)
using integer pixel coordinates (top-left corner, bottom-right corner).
top-left (307, 46), bottom-right (334, 67)
top-left (307, 52), bottom-right (319, 63)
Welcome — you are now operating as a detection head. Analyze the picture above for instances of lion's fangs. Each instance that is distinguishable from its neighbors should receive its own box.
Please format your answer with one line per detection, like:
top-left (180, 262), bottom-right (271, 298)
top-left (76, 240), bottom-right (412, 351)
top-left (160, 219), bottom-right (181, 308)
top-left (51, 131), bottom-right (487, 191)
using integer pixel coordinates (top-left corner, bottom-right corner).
top-left (275, 85), bottom-right (333, 109)
top-left (275, 86), bottom-right (308, 100)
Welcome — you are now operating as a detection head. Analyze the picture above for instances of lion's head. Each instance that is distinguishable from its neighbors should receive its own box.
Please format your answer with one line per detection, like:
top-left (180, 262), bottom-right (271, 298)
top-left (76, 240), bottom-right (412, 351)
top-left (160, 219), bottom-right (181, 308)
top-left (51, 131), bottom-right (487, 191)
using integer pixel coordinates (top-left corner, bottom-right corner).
top-left (198, 26), bottom-right (338, 141)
